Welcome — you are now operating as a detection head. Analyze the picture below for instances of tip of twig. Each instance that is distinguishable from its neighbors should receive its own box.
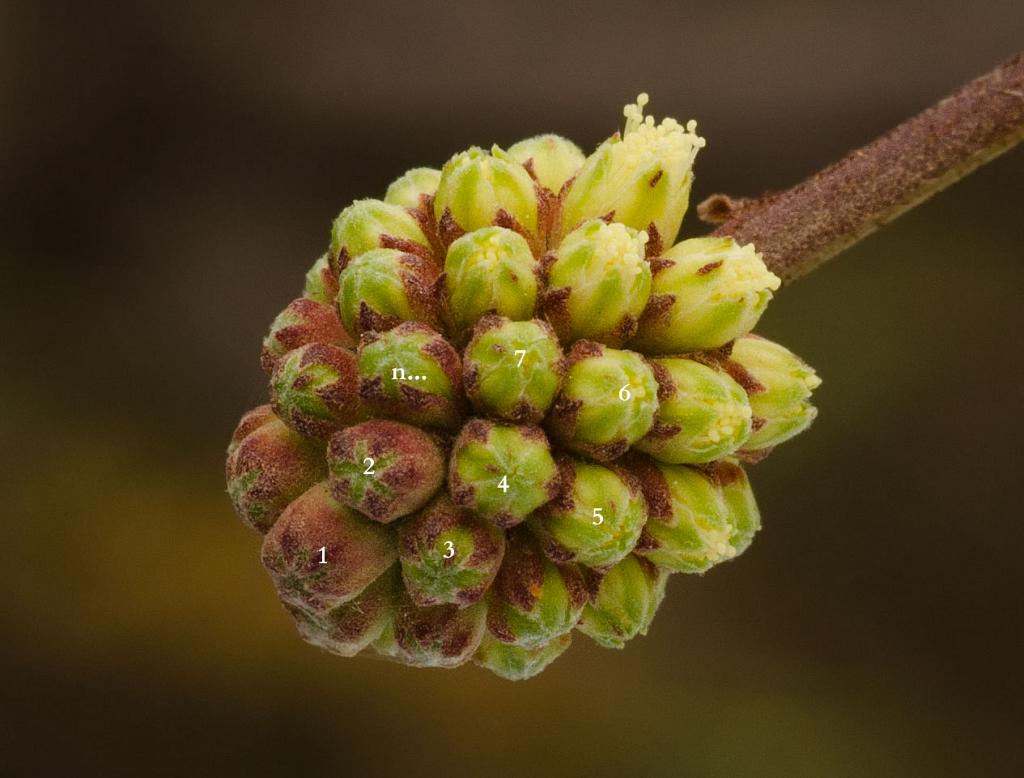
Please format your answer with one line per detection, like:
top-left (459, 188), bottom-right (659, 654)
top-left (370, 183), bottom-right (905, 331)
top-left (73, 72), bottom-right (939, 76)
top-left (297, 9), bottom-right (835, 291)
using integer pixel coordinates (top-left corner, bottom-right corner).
top-left (697, 193), bottom-right (755, 224)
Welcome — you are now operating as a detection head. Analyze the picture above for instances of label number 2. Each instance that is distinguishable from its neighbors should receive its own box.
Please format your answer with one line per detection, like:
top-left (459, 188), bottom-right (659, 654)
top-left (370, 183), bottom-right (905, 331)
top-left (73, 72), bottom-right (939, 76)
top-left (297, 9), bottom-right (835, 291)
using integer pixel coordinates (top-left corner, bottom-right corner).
top-left (592, 508), bottom-right (604, 526)
top-left (363, 457), bottom-right (375, 475)
top-left (443, 541), bottom-right (455, 559)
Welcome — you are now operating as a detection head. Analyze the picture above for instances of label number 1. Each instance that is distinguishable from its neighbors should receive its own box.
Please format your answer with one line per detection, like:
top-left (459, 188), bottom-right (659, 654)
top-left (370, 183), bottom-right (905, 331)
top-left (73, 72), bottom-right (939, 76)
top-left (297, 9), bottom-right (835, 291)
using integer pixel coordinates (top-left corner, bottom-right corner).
top-left (318, 546), bottom-right (327, 564)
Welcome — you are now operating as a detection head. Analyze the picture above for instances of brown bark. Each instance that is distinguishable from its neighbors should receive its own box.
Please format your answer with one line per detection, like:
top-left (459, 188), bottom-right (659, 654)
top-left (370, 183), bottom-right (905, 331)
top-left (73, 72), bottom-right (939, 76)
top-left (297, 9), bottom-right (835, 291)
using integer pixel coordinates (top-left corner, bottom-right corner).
top-left (700, 52), bottom-right (1024, 283)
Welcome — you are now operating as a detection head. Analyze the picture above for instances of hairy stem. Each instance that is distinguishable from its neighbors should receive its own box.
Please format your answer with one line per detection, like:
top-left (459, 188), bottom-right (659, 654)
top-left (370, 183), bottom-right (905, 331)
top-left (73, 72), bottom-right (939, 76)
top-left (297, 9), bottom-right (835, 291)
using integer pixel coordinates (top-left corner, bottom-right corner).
top-left (699, 52), bottom-right (1024, 283)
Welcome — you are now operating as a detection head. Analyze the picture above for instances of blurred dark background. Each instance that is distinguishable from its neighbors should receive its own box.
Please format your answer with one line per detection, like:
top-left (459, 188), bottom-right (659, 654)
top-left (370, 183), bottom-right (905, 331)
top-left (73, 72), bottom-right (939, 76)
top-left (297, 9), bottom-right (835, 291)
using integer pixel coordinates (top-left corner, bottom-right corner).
top-left (2, 1), bottom-right (1023, 775)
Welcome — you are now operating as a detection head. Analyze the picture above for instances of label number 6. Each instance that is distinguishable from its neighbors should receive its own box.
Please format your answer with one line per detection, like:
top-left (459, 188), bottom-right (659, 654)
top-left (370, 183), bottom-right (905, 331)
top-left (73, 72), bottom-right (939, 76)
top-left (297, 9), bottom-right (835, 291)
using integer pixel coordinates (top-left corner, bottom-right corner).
top-left (618, 385), bottom-right (632, 401)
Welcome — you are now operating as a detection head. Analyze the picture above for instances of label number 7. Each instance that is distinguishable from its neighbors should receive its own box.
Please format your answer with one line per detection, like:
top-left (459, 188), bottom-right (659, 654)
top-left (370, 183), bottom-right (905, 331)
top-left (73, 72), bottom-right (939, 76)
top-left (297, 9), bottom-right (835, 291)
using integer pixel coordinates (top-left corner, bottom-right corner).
top-left (514, 350), bottom-right (527, 367)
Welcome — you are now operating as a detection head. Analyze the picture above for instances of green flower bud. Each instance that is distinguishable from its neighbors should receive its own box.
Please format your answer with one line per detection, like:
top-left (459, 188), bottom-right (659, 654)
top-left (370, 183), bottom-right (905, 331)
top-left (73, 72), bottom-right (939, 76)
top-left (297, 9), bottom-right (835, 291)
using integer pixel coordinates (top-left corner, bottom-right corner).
top-left (327, 420), bottom-right (445, 523)
top-left (463, 315), bottom-right (564, 423)
top-left (543, 219), bottom-right (652, 346)
top-left (225, 406), bottom-right (326, 533)
top-left (442, 226), bottom-right (539, 340)
top-left (398, 494), bottom-right (505, 607)
top-left (261, 482), bottom-right (398, 611)
top-left (270, 343), bottom-right (365, 440)
top-left (284, 566), bottom-right (399, 657)
top-left (576, 555), bottom-right (669, 649)
top-left (357, 322), bottom-right (465, 430)
top-left (337, 247), bottom-right (441, 338)
top-left (433, 146), bottom-right (539, 243)
top-left (507, 134), bottom-right (585, 194)
top-left (632, 457), bottom-right (760, 573)
top-left (486, 529), bottom-right (588, 648)
top-left (330, 198), bottom-right (433, 269)
top-left (449, 419), bottom-right (560, 528)
top-left (303, 252), bottom-right (340, 305)
top-left (384, 167), bottom-right (441, 210)
top-left (548, 341), bottom-right (659, 461)
top-left (529, 459), bottom-right (648, 569)
top-left (375, 594), bottom-right (487, 668)
top-left (473, 631), bottom-right (572, 681)
top-left (727, 335), bottom-right (821, 455)
top-left (631, 237), bottom-right (781, 353)
top-left (260, 297), bottom-right (354, 374)
top-left (560, 94), bottom-right (705, 248)
top-left (635, 358), bottom-right (752, 464)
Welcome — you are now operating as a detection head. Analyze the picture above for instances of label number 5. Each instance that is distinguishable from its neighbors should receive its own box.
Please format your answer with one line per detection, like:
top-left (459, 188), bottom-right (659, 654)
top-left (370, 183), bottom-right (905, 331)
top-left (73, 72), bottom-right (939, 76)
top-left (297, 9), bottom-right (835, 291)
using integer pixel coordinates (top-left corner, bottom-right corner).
top-left (592, 508), bottom-right (604, 526)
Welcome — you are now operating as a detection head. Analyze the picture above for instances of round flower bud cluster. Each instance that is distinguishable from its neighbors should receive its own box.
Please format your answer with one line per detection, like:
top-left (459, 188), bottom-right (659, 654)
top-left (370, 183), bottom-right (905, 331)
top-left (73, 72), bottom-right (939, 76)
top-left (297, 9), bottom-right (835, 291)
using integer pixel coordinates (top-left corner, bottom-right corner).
top-left (226, 94), bottom-right (821, 680)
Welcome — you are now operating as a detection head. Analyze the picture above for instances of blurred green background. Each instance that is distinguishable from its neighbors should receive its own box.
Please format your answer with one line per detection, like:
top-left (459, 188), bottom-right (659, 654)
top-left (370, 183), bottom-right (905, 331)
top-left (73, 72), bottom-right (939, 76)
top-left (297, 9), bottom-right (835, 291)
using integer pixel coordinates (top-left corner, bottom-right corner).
top-left (2, 1), bottom-right (1023, 775)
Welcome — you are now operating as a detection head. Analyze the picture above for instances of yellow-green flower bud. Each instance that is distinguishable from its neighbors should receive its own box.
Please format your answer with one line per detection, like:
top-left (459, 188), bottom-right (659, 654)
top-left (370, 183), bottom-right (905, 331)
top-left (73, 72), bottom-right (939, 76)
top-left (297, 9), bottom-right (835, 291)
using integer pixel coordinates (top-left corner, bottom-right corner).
top-left (728, 335), bottom-right (821, 455)
top-left (529, 459), bottom-right (648, 569)
top-left (433, 145), bottom-right (539, 243)
top-left (577, 555), bottom-right (669, 649)
top-left (374, 594), bottom-right (487, 668)
top-left (327, 420), bottom-right (445, 523)
top-left (449, 419), bottom-right (560, 528)
top-left (463, 316), bottom-right (564, 423)
top-left (473, 631), bottom-right (572, 681)
top-left (384, 167), bottom-right (441, 210)
top-left (398, 494), bottom-right (505, 607)
top-left (303, 253), bottom-right (339, 305)
top-left (261, 482), bottom-right (398, 611)
top-left (226, 405), bottom-right (326, 533)
top-left (330, 198), bottom-right (433, 270)
top-left (337, 248), bottom-right (441, 338)
top-left (270, 343), bottom-right (366, 440)
top-left (548, 341), bottom-right (659, 461)
top-left (636, 358), bottom-right (752, 464)
top-left (543, 219), bottom-right (652, 346)
top-left (357, 322), bottom-right (465, 430)
top-left (560, 94), bottom-right (705, 247)
top-left (632, 457), bottom-right (760, 573)
top-left (261, 297), bottom-right (354, 374)
top-left (443, 226), bottom-right (539, 340)
top-left (631, 237), bottom-right (780, 353)
top-left (285, 566), bottom-right (399, 657)
top-left (486, 529), bottom-right (588, 648)
top-left (507, 134), bottom-right (585, 194)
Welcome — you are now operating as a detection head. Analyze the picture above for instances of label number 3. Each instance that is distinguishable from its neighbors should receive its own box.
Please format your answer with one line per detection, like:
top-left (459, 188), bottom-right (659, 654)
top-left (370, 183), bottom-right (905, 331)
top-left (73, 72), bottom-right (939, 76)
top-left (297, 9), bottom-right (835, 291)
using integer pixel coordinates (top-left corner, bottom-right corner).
top-left (592, 508), bottom-right (604, 526)
top-left (443, 541), bottom-right (455, 559)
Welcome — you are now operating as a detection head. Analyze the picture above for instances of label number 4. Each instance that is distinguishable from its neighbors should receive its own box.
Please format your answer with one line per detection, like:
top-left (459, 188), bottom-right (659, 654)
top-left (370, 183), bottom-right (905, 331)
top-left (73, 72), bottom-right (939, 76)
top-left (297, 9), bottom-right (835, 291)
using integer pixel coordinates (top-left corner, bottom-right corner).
top-left (498, 475), bottom-right (509, 492)
top-left (592, 508), bottom-right (604, 526)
